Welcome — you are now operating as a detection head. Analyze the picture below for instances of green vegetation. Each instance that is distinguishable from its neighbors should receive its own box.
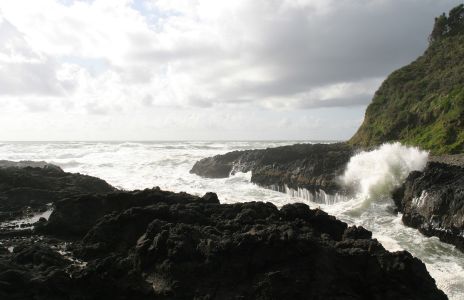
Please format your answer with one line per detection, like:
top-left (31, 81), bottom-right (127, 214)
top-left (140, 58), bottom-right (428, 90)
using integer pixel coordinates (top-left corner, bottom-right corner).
top-left (430, 4), bottom-right (464, 43)
top-left (349, 5), bottom-right (464, 154)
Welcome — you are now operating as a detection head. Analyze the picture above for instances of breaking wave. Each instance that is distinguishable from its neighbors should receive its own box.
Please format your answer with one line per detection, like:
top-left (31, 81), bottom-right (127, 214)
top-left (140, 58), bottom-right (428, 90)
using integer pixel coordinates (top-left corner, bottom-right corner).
top-left (340, 142), bottom-right (429, 210)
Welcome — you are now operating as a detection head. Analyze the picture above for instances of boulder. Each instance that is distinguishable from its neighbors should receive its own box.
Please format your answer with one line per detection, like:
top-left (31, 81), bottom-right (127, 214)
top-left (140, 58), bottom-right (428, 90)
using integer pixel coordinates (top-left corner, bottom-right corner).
top-left (0, 161), bottom-right (115, 222)
top-left (392, 161), bottom-right (464, 251)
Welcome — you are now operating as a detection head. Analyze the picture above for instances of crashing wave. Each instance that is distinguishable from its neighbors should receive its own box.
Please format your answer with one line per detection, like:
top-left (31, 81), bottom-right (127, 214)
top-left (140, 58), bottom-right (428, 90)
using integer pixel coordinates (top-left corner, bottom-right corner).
top-left (340, 142), bottom-right (428, 210)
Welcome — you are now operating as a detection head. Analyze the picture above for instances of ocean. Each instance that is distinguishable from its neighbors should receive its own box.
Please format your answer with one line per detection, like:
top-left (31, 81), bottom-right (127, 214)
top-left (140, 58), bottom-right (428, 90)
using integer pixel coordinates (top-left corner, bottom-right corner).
top-left (0, 141), bottom-right (463, 299)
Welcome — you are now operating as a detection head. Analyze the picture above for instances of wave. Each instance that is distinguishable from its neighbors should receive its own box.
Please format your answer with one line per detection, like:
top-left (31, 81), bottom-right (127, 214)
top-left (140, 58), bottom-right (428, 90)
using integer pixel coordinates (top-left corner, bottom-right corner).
top-left (340, 142), bottom-right (428, 211)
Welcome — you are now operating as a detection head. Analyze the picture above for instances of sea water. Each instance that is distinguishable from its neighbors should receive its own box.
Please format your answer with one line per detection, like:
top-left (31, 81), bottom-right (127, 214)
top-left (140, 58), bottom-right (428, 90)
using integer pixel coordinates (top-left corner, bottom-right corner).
top-left (0, 141), bottom-right (462, 299)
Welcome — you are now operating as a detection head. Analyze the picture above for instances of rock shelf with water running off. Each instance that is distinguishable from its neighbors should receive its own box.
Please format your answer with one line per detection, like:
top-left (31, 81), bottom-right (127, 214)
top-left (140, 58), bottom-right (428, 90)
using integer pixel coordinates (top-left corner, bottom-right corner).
top-left (190, 143), bottom-right (355, 198)
top-left (192, 142), bottom-right (464, 253)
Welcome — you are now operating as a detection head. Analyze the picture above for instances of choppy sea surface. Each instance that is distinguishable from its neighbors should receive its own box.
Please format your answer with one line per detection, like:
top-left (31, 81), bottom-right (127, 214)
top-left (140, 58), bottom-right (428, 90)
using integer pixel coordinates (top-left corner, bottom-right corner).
top-left (0, 141), bottom-right (463, 299)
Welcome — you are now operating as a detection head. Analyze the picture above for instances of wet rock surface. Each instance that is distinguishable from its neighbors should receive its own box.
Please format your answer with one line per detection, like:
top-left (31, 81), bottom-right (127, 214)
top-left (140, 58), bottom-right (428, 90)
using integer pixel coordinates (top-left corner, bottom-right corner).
top-left (0, 188), bottom-right (447, 300)
top-left (392, 162), bottom-right (464, 251)
top-left (429, 154), bottom-right (464, 168)
top-left (190, 143), bottom-right (355, 194)
top-left (0, 161), bottom-right (115, 222)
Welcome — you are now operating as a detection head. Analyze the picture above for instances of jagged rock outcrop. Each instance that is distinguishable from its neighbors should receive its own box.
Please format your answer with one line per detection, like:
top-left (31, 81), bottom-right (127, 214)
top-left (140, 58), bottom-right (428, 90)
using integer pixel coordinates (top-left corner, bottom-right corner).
top-left (190, 150), bottom-right (255, 178)
top-left (191, 143), bottom-right (355, 194)
top-left (40, 188), bottom-right (218, 238)
top-left (392, 162), bottom-right (464, 251)
top-left (0, 161), bottom-right (116, 222)
top-left (0, 189), bottom-right (444, 299)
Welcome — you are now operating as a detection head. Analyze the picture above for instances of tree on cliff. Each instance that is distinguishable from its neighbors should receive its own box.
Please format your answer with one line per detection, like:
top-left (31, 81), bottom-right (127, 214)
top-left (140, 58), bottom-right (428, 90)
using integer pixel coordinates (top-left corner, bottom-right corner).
top-left (430, 4), bottom-right (464, 43)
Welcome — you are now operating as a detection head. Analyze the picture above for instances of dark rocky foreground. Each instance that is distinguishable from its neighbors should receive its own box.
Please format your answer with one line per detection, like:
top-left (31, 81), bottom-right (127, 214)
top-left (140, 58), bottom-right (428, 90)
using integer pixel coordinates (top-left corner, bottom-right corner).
top-left (393, 161), bottom-right (464, 251)
top-left (0, 188), bottom-right (446, 300)
top-left (190, 143), bottom-right (355, 194)
top-left (0, 163), bottom-right (447, 299)
top-left (0, 161), bottom-right (115, 223)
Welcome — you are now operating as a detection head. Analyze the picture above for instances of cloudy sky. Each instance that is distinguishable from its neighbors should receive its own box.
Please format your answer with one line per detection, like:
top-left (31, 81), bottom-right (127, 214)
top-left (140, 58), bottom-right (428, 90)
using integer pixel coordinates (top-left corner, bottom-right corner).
top-left (0, 0), bottom-right (461, 140)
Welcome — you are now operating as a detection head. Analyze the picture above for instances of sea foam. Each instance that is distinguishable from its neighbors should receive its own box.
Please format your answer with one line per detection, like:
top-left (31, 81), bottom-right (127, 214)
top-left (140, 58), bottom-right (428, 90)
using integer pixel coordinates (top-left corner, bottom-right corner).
top-left (0, 141), bottom-right (463, 298)
top-left (340, 142), bottom-right (429, 209)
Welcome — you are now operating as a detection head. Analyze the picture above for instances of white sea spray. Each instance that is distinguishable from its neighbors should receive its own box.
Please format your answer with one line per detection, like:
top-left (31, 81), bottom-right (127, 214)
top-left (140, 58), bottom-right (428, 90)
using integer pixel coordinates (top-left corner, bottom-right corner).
top-left (340, 142), bottom-right (429, 210)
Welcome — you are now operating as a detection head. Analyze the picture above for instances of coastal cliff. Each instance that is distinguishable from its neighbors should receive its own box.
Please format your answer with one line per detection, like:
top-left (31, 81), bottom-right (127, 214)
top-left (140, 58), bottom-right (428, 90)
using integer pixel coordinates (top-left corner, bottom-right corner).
top-left (349, 5), bottom-right (464, 155)
top-left (369, 5), bottom-right (464, 251)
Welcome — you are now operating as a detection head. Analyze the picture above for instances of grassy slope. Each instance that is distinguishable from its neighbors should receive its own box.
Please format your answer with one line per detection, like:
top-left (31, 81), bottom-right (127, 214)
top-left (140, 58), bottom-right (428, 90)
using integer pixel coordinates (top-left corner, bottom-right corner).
top-left (349, 33), bottom-right (464, 154)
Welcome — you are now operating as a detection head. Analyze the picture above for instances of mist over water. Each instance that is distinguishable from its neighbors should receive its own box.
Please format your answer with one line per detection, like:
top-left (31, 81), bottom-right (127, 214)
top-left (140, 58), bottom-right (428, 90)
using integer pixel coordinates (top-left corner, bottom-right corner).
top-left (0, 141), bottom-right (463, 299)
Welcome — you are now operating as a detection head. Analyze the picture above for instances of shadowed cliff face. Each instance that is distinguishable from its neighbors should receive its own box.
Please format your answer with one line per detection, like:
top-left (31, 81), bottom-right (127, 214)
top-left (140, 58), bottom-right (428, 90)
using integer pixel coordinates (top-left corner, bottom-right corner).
top-left (349, 5), bottom-right (464, 155)
top-left (190, 143), bottom-right (355, 195)
top-left (0, 188), bottom-right (445, 300)
top-left (392, 162), bottom-right (464, 251)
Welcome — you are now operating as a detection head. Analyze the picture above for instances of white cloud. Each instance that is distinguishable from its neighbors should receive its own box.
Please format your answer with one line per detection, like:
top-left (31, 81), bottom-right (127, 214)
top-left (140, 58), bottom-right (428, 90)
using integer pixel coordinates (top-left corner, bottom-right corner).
top-left (0, 0), bottom-right (461, 139)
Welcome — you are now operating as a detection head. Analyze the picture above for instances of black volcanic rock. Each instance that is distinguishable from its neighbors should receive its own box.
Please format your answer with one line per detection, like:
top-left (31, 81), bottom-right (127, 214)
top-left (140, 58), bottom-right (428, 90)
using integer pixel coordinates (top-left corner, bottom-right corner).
top-left (0, 243), bottom-right (74, 300)
top-left (190, 150), bottom-right (252, 178)
top-left (11, 243), bottom-right (69, 268)
top-left (40, 188), bottom-right (220, 238)
top-left (392, 162), bottom-right (464, 251)
top-left (24, 189), bottom-right (447, 299)
top-left (0, 161), bottom-right (115, 222)
top-left (191, 143), bottom-right (355, 194)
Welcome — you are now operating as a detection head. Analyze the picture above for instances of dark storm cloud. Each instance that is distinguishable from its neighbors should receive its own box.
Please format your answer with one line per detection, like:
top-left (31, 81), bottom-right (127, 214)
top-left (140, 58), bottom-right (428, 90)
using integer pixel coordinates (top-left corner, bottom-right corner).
top-left (134, 0), bottom-right (462, 108)
top-left (227, 0), bottom-right (460, 101)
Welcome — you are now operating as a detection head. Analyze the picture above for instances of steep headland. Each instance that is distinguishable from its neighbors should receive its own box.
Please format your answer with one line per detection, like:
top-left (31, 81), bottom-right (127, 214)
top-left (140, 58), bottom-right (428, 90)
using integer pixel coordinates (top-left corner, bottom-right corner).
top-left (378, 5), bottom-right (464, 251)
top-left (349, 4), bottom-right (464, 155)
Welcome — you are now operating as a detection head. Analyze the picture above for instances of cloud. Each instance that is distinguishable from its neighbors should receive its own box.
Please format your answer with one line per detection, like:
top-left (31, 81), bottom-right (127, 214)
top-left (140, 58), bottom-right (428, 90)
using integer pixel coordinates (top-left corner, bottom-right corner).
top-left (0, 0), bottom-right (462, 139)
top-left (0, 16), bottom-right (67, 96)
top-left (126, 0), bottom-right (462, 109)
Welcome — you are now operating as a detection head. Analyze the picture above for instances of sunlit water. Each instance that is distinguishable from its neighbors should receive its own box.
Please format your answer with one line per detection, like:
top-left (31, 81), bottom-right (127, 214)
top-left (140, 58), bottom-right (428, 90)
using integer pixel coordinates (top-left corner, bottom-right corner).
top-left (0, 141), bottom-right (463, 299)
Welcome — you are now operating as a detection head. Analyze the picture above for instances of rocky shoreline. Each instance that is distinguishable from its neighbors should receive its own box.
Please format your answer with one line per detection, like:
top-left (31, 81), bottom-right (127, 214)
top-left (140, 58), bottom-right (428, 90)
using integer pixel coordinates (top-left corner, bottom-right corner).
top-left (190, 143), bottom-right (355, 195)
top-left (191, 143), bottom-right (464, 253)
top-left (0, 161), bottom-right (447, 299)
top-left (392, 161), bottom-right (464, 251)
top-left (0, 161), bottom-right (115, 223)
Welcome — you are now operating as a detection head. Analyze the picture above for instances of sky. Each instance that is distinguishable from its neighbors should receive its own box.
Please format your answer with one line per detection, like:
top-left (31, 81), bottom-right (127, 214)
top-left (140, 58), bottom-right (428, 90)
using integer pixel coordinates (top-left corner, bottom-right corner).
top-left (0, 0), bottom-right (461, 141)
